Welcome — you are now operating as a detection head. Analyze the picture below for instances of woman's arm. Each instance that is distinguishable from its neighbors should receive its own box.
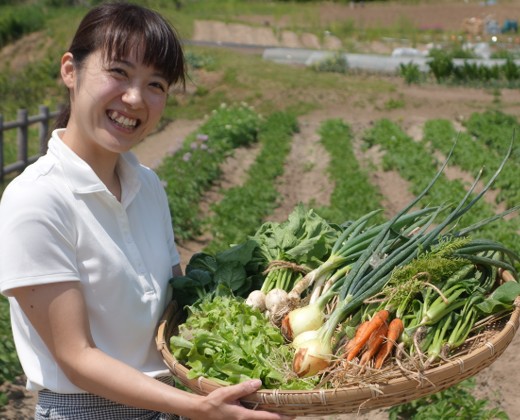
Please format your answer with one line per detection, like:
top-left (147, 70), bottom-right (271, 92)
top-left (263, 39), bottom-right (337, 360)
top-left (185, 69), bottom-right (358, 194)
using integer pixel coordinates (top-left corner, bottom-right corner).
top-left (172, 263), bottom-right (183, 278)
top-left (10, 282), bottom-right (291, 420)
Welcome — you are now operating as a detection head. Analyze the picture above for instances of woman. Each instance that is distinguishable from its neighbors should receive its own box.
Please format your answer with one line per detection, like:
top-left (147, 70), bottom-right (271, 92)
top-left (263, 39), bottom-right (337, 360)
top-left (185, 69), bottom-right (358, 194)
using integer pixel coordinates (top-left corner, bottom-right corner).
top-left (0, 2), bottom-right (291, 419)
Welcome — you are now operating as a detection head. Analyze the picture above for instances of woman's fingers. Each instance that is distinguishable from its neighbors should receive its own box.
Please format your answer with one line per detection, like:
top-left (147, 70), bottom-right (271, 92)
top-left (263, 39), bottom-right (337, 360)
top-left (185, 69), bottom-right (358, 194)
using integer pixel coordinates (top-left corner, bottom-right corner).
top-left (213, 379), bottom-right (262, 402)
top-left (204, 380), bottom-right (295, 420)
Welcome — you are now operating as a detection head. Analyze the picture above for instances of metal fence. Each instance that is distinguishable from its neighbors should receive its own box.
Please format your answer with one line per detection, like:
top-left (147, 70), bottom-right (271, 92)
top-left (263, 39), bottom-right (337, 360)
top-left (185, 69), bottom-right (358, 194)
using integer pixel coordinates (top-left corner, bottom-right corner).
top-left (0, 105), bottom-right (61, 182)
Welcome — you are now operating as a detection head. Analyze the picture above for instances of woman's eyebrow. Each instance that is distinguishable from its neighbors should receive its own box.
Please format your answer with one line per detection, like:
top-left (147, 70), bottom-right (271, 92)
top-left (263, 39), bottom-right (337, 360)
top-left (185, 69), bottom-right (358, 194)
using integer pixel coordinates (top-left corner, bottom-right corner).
top-left (113, 59), bottom-right (167, 80)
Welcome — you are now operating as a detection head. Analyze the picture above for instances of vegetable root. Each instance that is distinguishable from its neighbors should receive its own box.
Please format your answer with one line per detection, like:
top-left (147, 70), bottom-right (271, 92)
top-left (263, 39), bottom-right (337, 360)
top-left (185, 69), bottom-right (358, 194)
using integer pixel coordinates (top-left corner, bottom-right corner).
top-left (344, 320), bottom-right (369, 354)
top-left (359, 321), bottom-right (388, 367)
top-left (346, 309), bottom-right (389, 362)
top-left (374, 318), bottom-right (404, 369)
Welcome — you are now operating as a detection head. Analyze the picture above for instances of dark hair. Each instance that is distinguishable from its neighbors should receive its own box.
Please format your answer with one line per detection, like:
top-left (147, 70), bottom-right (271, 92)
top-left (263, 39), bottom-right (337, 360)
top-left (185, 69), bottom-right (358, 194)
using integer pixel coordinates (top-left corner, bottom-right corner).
top-left (55, 1), bottom-right (186, 128)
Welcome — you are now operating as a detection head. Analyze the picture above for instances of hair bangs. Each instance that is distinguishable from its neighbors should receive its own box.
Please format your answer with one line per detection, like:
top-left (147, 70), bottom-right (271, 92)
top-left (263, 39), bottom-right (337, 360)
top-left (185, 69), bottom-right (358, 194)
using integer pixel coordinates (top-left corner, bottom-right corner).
top-left (97, 5), bottom-right (185, 87)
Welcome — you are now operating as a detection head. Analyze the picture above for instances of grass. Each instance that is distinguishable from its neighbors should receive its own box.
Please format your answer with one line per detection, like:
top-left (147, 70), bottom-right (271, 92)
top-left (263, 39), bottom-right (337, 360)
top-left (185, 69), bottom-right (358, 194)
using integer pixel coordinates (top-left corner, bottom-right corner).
top-left (168, 43), bottom-right (395, 124)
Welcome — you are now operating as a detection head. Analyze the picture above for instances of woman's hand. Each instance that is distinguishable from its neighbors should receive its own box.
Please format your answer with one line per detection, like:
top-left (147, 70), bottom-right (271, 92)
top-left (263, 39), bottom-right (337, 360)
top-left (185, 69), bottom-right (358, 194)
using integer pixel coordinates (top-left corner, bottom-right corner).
top-left (11, 282), bottom-right (292, 419)
top-left (194, 379), bottom-right (294, 420)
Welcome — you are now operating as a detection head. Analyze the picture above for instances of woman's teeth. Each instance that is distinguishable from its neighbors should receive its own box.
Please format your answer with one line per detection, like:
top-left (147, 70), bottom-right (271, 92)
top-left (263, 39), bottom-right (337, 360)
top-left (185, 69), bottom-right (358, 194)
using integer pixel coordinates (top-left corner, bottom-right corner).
top-left (108, 111), bottom-right (138, 129)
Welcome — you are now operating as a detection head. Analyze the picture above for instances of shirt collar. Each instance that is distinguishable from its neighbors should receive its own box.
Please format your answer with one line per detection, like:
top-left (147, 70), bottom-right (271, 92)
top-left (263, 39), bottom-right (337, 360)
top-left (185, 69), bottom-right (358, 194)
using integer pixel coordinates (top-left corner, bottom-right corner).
top-left (49, 129), bottom-right (141, 206)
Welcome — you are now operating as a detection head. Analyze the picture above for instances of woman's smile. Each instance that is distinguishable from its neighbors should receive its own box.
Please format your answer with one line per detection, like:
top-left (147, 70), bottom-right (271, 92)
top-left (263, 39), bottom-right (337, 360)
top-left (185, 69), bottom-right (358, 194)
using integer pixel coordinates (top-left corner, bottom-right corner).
top-left (107, 110), bottom-right (140, 131)
top-left (61, 49), bottom-right (168, 161)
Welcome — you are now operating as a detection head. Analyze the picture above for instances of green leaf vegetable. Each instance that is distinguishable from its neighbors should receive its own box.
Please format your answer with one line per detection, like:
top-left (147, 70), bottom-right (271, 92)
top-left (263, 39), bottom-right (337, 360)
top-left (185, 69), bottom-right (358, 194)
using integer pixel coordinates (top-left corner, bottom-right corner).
top-left (169, 239), bottom-right (262, 307)
top-left (251, 203), bottom-right (338, 294)
top-left (170, 295), bottom-right (317, 390)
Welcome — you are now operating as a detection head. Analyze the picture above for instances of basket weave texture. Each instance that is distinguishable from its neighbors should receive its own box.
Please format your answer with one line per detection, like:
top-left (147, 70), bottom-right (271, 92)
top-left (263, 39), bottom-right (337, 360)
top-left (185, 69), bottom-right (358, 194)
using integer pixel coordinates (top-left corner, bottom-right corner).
top-left (156, 300), bottom-right (520, 416)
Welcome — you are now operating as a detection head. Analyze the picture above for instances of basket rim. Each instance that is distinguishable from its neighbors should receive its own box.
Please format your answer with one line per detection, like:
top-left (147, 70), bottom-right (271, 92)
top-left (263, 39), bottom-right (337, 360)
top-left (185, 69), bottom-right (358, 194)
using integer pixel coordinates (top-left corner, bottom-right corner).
top-left (156, 299), bottom-right (520, 414)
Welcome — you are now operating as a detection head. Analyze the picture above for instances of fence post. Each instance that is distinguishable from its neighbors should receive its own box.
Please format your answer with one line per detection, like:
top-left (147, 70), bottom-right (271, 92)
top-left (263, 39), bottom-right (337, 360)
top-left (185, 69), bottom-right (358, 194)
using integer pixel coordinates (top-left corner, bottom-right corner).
top-left (17, 109), bottom-right (29, 166)
top-left (0, 114), bottom-right (4, 183)
top-left (39, 105), bottom-right (50, 155)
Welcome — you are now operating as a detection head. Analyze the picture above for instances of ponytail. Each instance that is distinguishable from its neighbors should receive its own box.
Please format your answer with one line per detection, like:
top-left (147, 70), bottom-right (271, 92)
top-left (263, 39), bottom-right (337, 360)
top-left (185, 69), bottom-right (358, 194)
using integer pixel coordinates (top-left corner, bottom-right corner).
top-left (53, 103), bottom-right (70, 129)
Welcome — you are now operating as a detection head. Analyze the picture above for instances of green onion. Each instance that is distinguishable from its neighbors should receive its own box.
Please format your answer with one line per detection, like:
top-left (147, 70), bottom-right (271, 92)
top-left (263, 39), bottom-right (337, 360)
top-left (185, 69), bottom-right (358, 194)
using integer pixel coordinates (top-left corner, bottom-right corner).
top-left (292, 136), bottom-right (518, 377)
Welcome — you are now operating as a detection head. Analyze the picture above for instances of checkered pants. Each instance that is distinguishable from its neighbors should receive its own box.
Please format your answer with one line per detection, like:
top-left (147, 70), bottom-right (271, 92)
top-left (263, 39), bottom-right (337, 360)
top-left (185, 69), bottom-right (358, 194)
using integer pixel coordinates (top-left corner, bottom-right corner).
top-left (35, 376), bottom-right (181, 419)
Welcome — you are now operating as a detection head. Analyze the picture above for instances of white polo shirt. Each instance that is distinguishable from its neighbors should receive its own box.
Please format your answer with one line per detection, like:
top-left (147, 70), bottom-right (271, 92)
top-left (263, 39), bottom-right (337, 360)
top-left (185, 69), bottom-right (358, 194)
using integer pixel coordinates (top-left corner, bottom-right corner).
top-left (0, 129), bottom-right (180, 393)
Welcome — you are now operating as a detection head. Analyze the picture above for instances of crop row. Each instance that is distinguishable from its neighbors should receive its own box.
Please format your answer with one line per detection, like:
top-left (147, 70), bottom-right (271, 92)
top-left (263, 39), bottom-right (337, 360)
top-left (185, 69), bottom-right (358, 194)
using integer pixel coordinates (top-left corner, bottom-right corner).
top-left (156, 110), bottom-right (387, 255)
top-left (424, 111), bottom-right (520, 208)
top-left (158, 103), bottom-right (519, 259)
top-left (363, 117), bottom-right (519, 257)
top-left (1, 104), bottom-right (518, 402)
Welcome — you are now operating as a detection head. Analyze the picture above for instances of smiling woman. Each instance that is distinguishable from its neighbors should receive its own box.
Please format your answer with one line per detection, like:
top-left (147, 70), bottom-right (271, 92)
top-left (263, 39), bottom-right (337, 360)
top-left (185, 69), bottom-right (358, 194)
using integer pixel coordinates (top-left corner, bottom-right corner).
top-left (59, 49), bottom-right (170, 188)
top-left (0, 2), bottom-right (291, 420)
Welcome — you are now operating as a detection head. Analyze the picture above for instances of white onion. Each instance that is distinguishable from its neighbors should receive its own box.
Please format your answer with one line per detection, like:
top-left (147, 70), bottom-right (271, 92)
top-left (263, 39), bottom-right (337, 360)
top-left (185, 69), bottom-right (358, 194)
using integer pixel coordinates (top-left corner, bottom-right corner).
top-left (291, 330), bottom-right (319, 349)
top-left (281, 303), bottom-right (325, 341)
top-left (292, 338), bottom-right (332, 377)
top-left (264, 288), bottom-right (289, 312)
top-left (245, 290), bottom-right (266, 312)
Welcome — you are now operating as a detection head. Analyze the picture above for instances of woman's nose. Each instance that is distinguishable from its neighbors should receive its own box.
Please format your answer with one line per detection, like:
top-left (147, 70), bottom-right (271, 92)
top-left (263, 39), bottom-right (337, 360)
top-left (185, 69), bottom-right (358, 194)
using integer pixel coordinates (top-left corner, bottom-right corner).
top-left (122, 86), bottom-right (144, 108)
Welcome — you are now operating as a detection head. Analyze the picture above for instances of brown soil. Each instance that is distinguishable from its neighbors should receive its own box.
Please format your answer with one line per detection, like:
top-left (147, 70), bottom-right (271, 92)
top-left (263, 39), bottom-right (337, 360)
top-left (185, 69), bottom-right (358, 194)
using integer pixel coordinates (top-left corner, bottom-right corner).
top-left (3, 2), bottom-right (520, 419)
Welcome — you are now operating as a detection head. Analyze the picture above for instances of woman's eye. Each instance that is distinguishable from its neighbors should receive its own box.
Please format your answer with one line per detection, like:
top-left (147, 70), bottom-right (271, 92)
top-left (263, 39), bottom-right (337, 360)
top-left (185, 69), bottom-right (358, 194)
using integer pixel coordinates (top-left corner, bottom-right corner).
top-left (109, 68), bottom-right (127, 77)
top-left (150, 82), bottom-right (167, 92)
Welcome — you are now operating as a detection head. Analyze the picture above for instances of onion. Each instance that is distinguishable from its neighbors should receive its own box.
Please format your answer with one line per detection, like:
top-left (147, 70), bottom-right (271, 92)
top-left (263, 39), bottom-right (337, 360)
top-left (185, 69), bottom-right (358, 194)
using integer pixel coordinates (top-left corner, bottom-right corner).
top-left (245, 290), bottom-right (266, 312)
top-left (292, 338), bottom-right (332, 377)
top-left (265, 288), bottom-right (289, 312)
top-left (291, 330), bottom-right (319, 349)
top-left (281, 303), bottom-right (324, 341)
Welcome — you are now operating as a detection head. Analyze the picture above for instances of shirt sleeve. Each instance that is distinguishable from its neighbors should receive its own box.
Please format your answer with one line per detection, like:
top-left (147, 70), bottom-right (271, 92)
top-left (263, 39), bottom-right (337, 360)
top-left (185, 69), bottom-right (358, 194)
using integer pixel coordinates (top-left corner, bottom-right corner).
top-left (0, 180), bottom-right (79, 296)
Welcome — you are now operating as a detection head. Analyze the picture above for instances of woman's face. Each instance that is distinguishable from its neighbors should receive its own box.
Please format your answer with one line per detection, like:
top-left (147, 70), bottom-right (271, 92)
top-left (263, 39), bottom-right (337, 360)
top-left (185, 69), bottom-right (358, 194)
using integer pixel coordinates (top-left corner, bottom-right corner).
top-left (61, 48), bottom-right (169, 158)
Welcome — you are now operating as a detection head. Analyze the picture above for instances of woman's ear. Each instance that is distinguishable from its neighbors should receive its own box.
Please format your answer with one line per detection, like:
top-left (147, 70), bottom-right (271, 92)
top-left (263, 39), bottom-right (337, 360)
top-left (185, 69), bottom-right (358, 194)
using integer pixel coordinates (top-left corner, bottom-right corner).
top-left (61, 52), bottom-right (76, 89)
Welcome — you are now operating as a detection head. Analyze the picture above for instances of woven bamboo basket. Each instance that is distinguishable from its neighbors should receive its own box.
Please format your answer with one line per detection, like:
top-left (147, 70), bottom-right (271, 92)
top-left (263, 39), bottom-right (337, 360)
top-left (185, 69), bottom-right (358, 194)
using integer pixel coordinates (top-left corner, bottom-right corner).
top-left (156, 299), bottom-right (520, 416)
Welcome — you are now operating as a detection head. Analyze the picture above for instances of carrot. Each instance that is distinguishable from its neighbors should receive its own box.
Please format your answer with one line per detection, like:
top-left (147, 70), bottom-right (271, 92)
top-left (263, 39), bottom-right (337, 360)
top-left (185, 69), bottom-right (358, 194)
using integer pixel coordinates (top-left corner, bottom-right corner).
top-left (359, 321), bottom-right (388, 367)
top-left (344, 320), bottom-right (369, 355)
top-left (374, 317), bottom-right (404, 369)
top-left (346, 309), bottom-right (389, 362)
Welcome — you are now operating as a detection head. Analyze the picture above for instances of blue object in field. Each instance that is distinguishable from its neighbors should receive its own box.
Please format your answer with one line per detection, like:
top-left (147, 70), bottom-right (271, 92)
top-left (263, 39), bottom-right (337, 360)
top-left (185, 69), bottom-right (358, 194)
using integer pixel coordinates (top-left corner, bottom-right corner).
top-left (486, 19), bottom-right (500, 35)
top-left (502, 20), bottom-right (518, 34)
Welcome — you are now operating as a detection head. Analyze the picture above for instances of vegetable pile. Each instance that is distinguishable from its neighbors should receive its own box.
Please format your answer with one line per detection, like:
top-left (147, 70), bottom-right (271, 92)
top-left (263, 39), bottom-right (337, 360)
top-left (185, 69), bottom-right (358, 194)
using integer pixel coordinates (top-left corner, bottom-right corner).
top-left (168, 139), bottom-right (520, 391)
top-left (170, 295), bottom-right (316, 390)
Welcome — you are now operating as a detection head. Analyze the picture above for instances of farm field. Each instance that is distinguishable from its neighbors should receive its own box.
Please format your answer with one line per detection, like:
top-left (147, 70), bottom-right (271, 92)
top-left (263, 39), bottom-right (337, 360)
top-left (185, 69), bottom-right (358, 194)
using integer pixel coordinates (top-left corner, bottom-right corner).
top-left (1, 1), bottom-right (520, 419)
top-left (140, 85), bottom-right (520, 420)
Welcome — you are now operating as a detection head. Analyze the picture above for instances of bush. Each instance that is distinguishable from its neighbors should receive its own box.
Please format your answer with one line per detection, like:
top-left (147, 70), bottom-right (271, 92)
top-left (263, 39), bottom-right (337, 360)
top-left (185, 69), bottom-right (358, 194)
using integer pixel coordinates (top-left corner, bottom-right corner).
top-left (388, 379), bottom-right (508, 420)
top-left (427, 49), bottom-right (454, 82)
top-left (426, 48), bottom-right (520, 87)
top-left (311, 52), bottom-right (348, 74)
top-left (399, 62), bottom-right (422, 84)
top-left (0, 5), bottom-right (45, 49)
top-left (502, 58), bottom-right (520, 82)
top-left (184, 51), bottom-right (216, 71)
top-left (0, 296), bottom-right (22, 384)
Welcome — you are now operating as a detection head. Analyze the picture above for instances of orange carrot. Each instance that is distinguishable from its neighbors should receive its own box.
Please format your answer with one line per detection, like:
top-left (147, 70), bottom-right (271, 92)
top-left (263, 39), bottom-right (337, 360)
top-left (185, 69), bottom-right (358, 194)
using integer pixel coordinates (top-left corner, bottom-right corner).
top-left (346, 309), bottom-right (389, 362)
top-left (344, 320), bottom-right (369, 355)
top-left (359, 321), bottom-right (388, 367)
top-left (374, 318), bottom-right (404, 369)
